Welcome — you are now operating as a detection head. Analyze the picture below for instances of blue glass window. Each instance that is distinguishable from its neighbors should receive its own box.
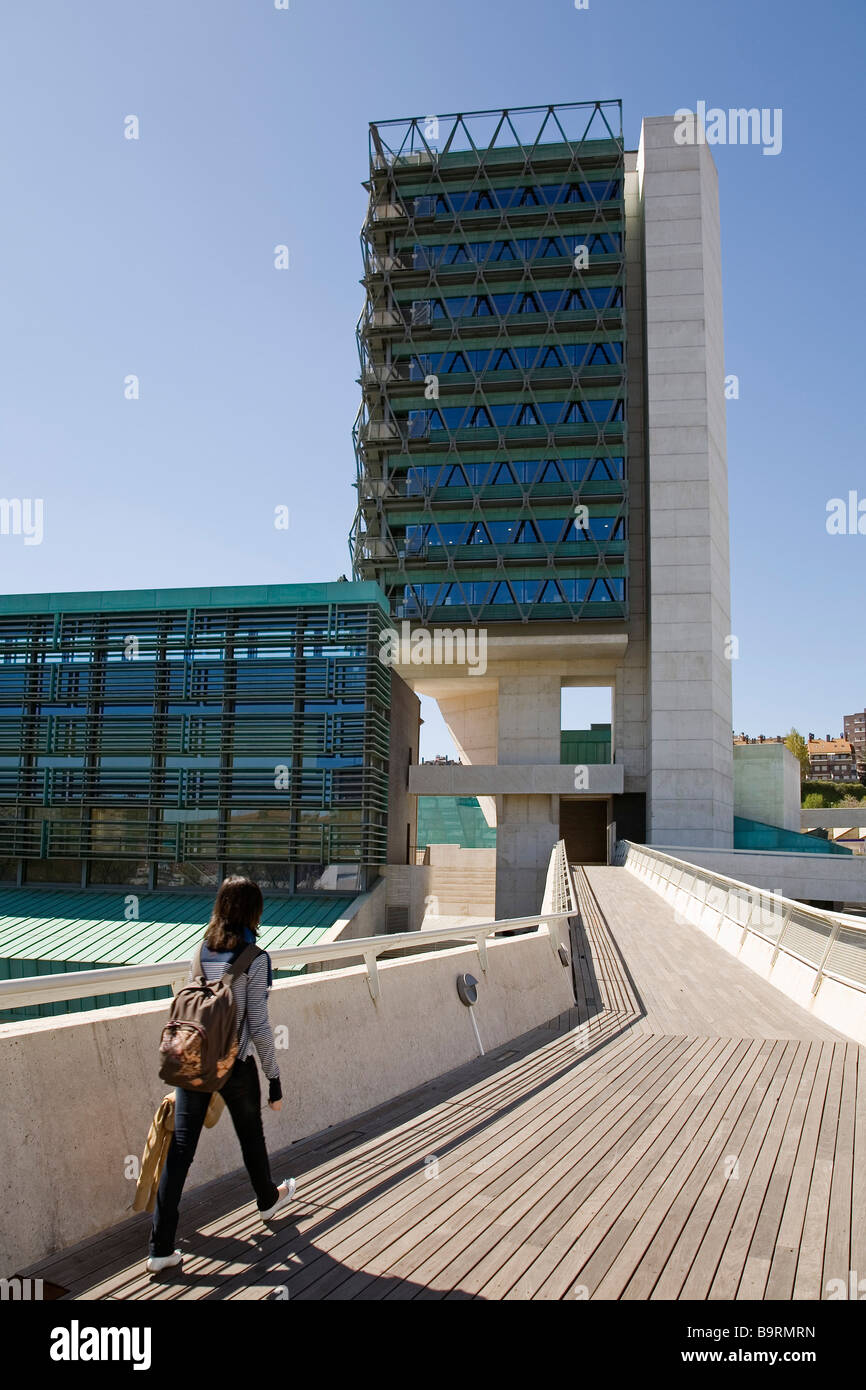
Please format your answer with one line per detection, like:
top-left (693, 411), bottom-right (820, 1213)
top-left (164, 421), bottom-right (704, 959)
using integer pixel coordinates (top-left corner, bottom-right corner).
top-left (398, 456), bottom-right (625, 491)
top-left (412, 180), bottom-right (621, 217)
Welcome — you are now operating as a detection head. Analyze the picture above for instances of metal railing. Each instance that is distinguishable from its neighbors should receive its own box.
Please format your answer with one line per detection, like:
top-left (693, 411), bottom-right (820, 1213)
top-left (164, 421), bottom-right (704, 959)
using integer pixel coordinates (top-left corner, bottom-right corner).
top-left (0, 845), bottom-right (575, 1016)
top-left (542, 837), bottom-right (578, 918)
top-left (615, 840), bottom-right (866, 996)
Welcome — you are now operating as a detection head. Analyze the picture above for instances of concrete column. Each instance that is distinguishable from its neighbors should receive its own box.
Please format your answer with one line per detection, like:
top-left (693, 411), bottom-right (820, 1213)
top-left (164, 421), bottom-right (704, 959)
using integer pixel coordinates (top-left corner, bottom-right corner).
top-left (615, 151), bottom-right (650, 804)
top-left (495, 675), bottom-right (561, 915)
top-left (639, 115), bottom-right (734, 848)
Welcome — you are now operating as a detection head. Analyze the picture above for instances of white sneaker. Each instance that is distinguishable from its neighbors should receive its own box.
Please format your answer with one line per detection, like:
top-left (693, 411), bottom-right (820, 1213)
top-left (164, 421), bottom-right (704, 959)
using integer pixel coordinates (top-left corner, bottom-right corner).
top-left (259, 1176), bottom-right (296, 1222)
top-left (146, 1249), bottom-right (183, 1273)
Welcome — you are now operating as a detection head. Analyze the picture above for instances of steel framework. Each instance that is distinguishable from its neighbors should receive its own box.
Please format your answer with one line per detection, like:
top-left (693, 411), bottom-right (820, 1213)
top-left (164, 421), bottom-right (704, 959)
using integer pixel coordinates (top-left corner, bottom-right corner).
top-left (350, 101), bottom-right (628, 624)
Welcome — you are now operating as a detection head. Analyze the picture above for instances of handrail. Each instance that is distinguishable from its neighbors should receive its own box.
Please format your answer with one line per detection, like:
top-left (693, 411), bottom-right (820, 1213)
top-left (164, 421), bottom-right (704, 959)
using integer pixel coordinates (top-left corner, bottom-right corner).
top-left (0, 846), bottom-right (574, 1014)
top-left (616, 839), bottom-right (866, 995)
top-left (542, 837), bottom-right (578, 918)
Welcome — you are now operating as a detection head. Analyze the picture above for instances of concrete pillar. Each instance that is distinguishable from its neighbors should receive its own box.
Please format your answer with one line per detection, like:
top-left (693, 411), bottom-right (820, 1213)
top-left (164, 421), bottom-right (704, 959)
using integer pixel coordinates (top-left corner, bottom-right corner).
top-left (495, 794), bottom-right (559, 918)
top-left (639, 115), bottom-right (734, 848)
top-left (495, 676), bottom-right (561, 915)
top-left (615, 150), bottom-right (650, 806)
top-left (438, 674), bottom-right (562, 915)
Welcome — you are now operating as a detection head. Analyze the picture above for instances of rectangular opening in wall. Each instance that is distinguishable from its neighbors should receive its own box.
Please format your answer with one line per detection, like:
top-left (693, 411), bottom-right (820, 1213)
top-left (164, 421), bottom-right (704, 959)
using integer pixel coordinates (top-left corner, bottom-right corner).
top-left (560, 687), bottom-right (613, 765)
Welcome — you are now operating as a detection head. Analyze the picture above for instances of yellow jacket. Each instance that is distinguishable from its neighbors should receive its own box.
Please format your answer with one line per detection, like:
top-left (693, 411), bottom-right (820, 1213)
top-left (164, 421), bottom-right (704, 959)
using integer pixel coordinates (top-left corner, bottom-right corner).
top-left (133, 1091), bottom-right (225, 1213)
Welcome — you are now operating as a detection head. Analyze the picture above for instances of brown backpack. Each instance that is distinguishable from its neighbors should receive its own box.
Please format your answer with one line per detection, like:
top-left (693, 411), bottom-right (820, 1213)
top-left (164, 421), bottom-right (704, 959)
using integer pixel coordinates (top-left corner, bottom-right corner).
top-left (158, 943), bottom-right (261, 1091)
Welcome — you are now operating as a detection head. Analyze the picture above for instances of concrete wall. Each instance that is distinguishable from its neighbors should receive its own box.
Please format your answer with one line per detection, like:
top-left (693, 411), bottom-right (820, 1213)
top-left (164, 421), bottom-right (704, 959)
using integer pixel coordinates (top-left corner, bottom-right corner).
top-left (323, 878), bottom-right (387, 942)
top-left (424, 845), bottom-right (496, 870)
top-left (381, 862), bottom-right (496, 927)
top-left (0, 928), bottom-right (574, 1273)
top-left (409, 763), bottom-right (623, 796)
top-left (658, 845), bottom-right (866, 908)
top-left (734, 743), bottom-right (801, 832)
top-left (387, 670), bottom-right (420, 866)
top-left (615, 151), bottom-right (650, 803)
top-left (639, 115), bottom-right (734, 849)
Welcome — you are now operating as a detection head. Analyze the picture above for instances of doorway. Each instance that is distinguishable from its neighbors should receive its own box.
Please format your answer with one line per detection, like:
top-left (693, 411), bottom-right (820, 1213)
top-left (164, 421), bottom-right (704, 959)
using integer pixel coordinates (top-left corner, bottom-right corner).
top-left (560, 799), bottom-right (609, 865)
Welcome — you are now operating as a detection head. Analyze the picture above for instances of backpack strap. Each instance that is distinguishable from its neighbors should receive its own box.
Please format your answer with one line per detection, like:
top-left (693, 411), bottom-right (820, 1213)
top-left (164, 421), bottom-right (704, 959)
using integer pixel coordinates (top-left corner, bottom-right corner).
top-left (191, 941), bottom-right (261, 984)
top-left (222, 943), bottom-right (262, 982)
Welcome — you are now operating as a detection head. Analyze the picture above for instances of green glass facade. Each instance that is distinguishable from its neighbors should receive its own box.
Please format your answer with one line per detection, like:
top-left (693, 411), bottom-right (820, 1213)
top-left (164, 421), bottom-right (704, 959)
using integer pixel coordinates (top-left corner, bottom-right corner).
top-left (416, 795), bottom-right (497, 851)
top-left (350, 101), bottom-right (628, 624)
top-left (0, 583), bottom-right (392, 893)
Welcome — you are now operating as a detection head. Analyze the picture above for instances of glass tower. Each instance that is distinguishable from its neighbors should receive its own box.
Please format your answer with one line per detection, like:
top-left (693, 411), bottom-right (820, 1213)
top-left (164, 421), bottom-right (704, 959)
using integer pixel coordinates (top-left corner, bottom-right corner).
top-left (350, 101), bottom-right (628, 625)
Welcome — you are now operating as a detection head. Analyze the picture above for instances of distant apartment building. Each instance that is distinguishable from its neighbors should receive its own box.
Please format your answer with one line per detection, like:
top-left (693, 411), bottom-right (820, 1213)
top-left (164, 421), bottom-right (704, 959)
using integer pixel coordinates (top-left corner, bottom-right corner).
top-left (807, 738), bottom-right (858, 783)
top-left (843, 710), bottom-right (866, 772)
top-left (733, 734), bottom-right (784, 746)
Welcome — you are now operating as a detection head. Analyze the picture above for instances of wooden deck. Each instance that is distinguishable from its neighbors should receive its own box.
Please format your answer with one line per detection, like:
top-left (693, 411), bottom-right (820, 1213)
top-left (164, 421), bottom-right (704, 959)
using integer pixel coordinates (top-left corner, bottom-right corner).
top-left (25, 865), bottom-right (865, 1301)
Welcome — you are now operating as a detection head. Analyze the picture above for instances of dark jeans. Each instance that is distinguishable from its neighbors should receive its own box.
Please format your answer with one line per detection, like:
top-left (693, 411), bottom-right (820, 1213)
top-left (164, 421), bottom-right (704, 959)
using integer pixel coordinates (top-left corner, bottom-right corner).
top-left (149, 1055), bottom-right (280, 1257)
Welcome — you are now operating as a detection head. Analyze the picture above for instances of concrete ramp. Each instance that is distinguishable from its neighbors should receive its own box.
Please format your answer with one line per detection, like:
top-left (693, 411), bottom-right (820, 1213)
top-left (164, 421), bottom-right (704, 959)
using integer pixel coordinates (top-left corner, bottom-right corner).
top-left (580, 866), bottom-right (848, 1040)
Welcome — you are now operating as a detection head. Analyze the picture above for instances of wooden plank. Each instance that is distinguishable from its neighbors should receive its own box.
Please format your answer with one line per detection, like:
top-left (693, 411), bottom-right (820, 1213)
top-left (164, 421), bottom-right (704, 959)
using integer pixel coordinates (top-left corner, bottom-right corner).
top-left (792, 1041), bottom-right (846, 1300)
top-left (819, 1042), bottom-right (858, 1301)
top-left (587, 1039), bottom-right (765, 1301)
top-left (706, 1040), bottom-right (812, 1300)
top-left (441, 1039), bottom-right (721, 1301)
top-left (618, 1042), bottom-right (787, 1300)
top-left (763, 1042), bottom-right (835, 1300)
top-left (735, 1041), bottom-right (825, 1300)
top-left (670, 1039), bottom-right (803, 1300)
top-left (527, 1039), bottom-right (757, 1301)
top-left (566, 1039), bottom-right (778, 1301)
top-left (282, 1036), bottom-right (688, 1302)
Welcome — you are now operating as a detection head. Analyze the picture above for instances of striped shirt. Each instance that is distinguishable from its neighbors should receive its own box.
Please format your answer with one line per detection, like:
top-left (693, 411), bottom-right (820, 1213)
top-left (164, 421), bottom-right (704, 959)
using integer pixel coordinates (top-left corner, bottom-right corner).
top-left (193, 944), bottom-right (280, 1082)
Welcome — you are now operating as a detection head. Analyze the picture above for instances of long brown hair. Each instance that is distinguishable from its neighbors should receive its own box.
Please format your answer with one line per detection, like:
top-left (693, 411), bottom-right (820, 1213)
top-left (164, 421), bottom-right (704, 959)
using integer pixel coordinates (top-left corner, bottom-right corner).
top-left (204, 876), bottom-right (264, 951)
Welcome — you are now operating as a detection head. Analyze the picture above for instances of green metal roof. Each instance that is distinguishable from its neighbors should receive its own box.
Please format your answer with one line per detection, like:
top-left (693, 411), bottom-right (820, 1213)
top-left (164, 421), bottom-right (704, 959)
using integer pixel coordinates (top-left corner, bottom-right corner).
top-left (0, 889), bottom-right (357, 967)
top-left (0, 581), bottom-right (390, 617)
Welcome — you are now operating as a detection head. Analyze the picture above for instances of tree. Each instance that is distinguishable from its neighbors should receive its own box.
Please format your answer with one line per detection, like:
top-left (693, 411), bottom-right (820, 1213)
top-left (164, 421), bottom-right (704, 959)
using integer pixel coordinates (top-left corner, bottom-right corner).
top-left (784, 728), bottom-right (811, 780)
top-left (803, 792), bottom-right (824, 809)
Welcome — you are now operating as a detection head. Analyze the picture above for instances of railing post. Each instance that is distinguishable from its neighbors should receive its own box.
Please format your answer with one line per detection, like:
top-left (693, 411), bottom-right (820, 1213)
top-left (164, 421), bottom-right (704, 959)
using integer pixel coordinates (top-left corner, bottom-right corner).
top-left (811, 923), bottom-right (841, 997)
top-left (363, 950), bottom-right (380, 1002)
top-left (769, 908), bottom-right (795, 967)
top-left (476, 935), bottom-right (488, 973)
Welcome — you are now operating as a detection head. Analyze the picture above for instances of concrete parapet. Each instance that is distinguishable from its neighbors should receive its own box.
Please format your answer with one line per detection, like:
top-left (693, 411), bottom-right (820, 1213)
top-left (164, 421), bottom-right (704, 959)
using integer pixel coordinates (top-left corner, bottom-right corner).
top-left (0, 927), bottom-right (574, 1272)
top-left (409, 763), bottom-right (624, 797)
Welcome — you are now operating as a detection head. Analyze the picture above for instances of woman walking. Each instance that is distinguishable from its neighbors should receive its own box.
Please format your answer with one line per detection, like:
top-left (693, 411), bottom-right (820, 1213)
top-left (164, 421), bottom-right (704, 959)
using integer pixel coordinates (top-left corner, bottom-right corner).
top-left (146, 876), bottom-right (296, 1272)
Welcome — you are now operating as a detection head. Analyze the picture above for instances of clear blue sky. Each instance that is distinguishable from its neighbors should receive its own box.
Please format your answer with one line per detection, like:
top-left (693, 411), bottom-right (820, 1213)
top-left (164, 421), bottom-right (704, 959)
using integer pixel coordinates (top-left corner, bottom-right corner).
top-left (1, 0), bottom-right (863, 759)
